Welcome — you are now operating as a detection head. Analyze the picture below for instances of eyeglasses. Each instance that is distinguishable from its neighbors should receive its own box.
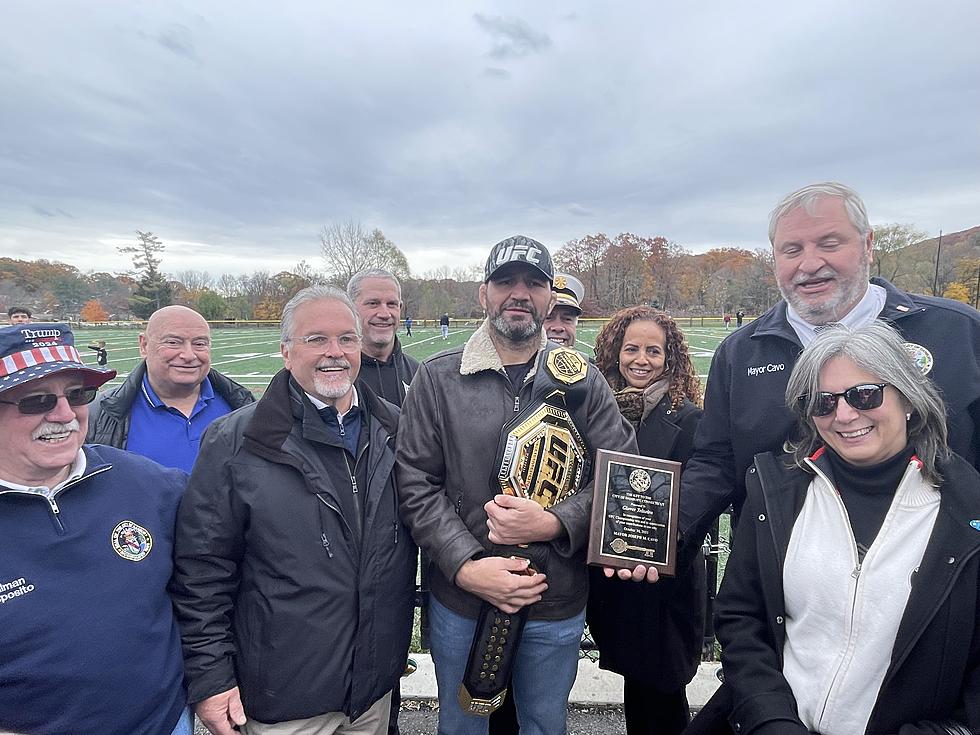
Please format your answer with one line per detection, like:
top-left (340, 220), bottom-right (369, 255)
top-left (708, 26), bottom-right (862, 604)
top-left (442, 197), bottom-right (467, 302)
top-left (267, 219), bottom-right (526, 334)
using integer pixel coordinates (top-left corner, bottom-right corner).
top-left (799, 383), bottom-right (889, 417)
top-left (0, 386), bottom-right (99, 415)
top-left (292, 334), bottom-right (361, 354)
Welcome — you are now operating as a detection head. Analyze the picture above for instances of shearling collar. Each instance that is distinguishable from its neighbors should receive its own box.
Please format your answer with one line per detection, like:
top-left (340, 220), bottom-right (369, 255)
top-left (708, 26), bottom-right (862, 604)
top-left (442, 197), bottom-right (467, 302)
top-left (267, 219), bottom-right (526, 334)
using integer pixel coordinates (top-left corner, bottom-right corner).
top-left (459, 319), bottom-right (548, 376)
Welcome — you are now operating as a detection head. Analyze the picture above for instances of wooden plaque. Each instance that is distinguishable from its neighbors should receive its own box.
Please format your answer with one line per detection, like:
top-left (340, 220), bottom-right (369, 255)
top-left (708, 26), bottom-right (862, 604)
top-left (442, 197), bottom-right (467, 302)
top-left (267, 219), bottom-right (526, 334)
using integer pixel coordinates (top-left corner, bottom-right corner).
top-left (587, 449), bottom-right (681, 576)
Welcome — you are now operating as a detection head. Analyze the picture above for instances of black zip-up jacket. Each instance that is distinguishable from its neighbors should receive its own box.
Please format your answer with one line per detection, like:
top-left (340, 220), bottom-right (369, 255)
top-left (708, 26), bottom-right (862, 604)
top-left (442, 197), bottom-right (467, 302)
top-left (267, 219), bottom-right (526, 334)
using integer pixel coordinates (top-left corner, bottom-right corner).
top-left (86, 360), bottom-right (255, 447)
top-left (358, 336), bottom-right (420, 407)
top-left (680, 278), bottom-right (980, 554)
top-left (714, 451), bottom-right (980, 735)
top-left (170, 370), bottom-right (416, 724)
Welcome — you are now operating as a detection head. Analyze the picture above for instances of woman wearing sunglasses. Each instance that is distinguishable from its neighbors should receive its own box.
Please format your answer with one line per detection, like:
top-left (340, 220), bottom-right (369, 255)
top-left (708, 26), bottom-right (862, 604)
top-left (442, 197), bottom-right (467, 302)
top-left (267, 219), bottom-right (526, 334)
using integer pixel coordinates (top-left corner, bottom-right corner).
top-left (713, 320), bottom-right (980, 735)
top-left (586, 306), bottom-right (706, 735)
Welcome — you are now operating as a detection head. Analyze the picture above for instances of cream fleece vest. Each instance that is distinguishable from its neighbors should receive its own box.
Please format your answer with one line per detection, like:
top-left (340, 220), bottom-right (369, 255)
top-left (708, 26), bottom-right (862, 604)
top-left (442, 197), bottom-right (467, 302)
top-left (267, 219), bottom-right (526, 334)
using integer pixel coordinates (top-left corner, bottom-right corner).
top-left (781, 459), bottom-right (940, 735)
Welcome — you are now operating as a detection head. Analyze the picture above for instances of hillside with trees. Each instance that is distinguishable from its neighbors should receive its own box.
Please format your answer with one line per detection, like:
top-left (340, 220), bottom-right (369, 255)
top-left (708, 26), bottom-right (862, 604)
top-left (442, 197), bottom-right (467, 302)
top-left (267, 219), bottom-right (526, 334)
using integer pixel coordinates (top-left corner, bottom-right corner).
top-left (2, 223), bottom-right (978, 322)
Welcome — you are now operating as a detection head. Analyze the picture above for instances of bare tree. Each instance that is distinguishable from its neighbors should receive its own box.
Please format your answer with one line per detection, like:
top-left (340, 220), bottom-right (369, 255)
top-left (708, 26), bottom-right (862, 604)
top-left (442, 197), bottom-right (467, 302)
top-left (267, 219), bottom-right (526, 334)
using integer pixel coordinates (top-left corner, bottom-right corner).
top-left (319, 221), bottom-right (413, 285)
top-left (364, 229), bottom-right (411, 279)
top-left (173, 270), bottom-right (215, 292)
top-left (320, 220), bottom-right (369, 285)
top-left (872, 223), bottom-right (928, 282)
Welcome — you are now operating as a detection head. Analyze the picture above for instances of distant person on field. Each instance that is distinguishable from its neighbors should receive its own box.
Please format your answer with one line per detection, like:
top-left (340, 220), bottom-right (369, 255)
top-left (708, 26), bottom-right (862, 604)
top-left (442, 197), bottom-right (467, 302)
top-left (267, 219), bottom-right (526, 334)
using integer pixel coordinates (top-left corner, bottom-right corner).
top-left (723, 312), bottom-right (732, 329)
top-left (405, 315), bottom-right (413, 336)
top-left (86, 305), bottom-right (254, 473)
top-left (543, 272), bottom-right (584, 348)
top-left (348, 269), bottom-right (420, 407)
top-left (7, 306), bottom-right (31, 324)
top-left (89, 339), bottom-right (108, 366)
top-left (439, 312), bottom-right (450, 340)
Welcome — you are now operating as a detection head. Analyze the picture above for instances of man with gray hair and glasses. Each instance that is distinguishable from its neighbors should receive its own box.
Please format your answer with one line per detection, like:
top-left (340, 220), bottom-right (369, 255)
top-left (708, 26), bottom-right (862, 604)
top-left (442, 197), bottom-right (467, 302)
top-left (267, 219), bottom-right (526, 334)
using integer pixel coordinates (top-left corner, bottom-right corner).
top-left (172, 285), bottom-right (416, 735)
top-left (677, 181), bottom-right (980, 571)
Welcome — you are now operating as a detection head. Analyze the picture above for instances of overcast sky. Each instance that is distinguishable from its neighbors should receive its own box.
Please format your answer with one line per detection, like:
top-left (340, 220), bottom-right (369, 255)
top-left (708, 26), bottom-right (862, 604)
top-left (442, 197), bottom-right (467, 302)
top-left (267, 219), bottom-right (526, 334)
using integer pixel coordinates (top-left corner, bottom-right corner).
top-left (2, 1), bottom-right (978, 279)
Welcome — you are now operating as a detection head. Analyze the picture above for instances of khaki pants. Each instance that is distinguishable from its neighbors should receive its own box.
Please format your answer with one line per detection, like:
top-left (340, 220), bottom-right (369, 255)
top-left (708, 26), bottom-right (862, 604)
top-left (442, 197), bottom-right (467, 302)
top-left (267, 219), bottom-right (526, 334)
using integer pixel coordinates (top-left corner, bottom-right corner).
top-left (243, 691), bottom-right (391, 735)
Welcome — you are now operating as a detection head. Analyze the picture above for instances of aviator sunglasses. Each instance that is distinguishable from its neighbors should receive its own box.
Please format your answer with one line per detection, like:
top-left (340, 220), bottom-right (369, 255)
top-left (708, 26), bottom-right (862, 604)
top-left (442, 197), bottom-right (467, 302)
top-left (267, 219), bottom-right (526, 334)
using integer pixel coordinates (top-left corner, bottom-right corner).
top-left (798, 383), bottom-right (889, 417)
top-left (0, 386), bottom-right (99, 415)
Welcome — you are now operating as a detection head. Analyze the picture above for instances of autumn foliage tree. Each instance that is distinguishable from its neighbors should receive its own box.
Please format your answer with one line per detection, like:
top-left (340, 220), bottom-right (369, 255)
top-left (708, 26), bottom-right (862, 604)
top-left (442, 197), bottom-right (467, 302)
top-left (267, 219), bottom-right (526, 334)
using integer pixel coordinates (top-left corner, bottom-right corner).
top-left (80, 299), bottom-right (109, 322)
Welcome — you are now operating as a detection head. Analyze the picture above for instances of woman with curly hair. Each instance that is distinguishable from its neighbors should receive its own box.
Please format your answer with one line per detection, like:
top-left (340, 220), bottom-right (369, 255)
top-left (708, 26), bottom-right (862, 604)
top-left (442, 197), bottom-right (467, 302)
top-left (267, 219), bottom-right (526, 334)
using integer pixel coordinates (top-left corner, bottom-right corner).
top-left (587, 306), bottom-right (706, 735)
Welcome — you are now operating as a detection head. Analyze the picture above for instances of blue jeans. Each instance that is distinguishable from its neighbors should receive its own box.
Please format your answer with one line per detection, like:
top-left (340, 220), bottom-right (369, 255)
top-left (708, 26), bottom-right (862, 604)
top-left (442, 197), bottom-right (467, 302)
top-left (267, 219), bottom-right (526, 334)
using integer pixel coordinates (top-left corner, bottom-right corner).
top-left (429, 597), bottom-right (584, 735)
top-left (170, 707), bottom-right (194, 735)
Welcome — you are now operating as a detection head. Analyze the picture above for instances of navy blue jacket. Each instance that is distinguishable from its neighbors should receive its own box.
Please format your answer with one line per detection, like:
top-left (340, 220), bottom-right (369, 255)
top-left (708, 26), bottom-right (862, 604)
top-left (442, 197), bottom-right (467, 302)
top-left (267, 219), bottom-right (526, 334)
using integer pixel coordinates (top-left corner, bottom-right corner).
top-left (0, 445), bottom-right (187, 735)
top-left (680, 278), bottom-right (980, 551)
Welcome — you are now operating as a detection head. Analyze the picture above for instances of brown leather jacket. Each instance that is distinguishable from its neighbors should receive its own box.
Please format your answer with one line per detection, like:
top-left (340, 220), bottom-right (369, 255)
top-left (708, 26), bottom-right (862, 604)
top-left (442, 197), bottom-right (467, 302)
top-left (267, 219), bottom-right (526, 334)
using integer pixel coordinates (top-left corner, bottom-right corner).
top-left (395, 322), bottom-right (636, 620)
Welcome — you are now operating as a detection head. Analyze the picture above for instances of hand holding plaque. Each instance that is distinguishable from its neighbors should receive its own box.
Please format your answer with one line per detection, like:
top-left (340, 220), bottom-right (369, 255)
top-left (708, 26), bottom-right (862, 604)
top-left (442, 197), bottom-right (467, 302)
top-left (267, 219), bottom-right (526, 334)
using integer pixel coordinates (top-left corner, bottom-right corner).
top-left (587, 449), bottom-right (680, 576)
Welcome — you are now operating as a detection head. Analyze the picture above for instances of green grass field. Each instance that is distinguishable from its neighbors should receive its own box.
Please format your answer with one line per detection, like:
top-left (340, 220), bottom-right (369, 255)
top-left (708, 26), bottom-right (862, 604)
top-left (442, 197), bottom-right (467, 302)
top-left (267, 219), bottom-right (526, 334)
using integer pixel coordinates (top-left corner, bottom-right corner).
top-left (74, 323), bottom-right (735, 394)
top-left (76, 322), bottom-right (737, 654)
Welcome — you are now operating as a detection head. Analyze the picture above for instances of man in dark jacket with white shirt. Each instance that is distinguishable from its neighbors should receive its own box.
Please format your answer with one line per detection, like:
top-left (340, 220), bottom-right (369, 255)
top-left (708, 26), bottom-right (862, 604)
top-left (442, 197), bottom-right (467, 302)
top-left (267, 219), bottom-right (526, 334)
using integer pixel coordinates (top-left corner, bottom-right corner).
top-left (679, 181), bottom-right (980, 562)
top-left (171, 286), bottom-right (415, 735)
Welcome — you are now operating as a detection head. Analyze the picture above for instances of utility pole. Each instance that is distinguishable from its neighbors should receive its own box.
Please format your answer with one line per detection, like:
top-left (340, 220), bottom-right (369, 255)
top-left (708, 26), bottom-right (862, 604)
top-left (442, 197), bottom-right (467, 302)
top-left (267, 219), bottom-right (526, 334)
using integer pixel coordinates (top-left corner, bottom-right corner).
top-left (975, 261), bottom-right (979, 310)
top-left (932, 230), bottom-right (943, 297)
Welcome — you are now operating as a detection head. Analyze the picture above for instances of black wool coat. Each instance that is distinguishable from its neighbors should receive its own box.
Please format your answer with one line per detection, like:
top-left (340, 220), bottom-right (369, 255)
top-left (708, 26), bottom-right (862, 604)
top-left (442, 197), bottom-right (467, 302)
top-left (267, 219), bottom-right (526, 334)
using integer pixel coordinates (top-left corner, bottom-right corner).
top-left (586, 395), bottom-right (707, 690)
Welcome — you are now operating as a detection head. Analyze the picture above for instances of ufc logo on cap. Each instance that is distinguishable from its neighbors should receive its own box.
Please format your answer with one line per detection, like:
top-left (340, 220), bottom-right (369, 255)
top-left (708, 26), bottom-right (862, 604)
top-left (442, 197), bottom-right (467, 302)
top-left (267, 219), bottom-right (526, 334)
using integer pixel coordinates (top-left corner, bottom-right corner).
top-left (495, 242), bottom-right (541, 266)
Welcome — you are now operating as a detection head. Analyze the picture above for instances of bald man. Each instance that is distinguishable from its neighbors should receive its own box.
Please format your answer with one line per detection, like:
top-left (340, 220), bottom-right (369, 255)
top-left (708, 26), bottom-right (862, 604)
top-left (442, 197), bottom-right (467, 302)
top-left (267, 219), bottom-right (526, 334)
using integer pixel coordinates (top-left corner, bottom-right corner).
top-left (87, 306), bottom-right (254, 472)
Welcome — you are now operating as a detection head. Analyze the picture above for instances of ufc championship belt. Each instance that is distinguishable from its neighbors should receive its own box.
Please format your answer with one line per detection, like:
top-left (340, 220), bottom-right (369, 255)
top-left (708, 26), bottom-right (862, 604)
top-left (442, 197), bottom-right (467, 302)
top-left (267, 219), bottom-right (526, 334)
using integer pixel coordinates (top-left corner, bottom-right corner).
top-left (458, 345), bottom-right (592, 716)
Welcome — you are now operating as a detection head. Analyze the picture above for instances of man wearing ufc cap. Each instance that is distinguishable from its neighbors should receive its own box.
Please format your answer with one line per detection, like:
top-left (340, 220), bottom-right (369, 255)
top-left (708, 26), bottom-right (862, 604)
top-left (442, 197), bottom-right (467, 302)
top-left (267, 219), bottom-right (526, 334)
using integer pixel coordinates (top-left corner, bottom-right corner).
top-left (0, 323), bottom-right (190, 734)
top-left (397, 236), bottom-right (634, 734)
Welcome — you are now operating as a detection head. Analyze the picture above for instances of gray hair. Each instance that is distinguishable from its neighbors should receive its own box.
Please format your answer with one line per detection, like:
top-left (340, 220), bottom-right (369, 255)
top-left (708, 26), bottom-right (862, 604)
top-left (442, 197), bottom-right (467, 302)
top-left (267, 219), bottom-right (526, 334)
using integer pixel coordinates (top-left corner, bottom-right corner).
top-left (346, 269), bottom-right (402, 302)
top-left (280, 285), bottom-right (361, 344)
top-left (768, 182), bottom-right (872, 244)
top-left (784, 320), bottom-right (949, 484)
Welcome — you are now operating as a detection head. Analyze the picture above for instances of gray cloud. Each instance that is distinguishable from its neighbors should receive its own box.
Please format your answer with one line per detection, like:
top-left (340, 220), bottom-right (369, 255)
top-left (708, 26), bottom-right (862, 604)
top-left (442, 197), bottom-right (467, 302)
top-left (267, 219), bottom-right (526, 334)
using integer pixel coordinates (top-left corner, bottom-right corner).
top-left (0, 1), bottom-right (977, 277)
top-left (472, 14), bottom-right (552, 59)
top-left (482, 67), bottom-right (511, 79)
top-left (155, 24), bottom-right (199, 61)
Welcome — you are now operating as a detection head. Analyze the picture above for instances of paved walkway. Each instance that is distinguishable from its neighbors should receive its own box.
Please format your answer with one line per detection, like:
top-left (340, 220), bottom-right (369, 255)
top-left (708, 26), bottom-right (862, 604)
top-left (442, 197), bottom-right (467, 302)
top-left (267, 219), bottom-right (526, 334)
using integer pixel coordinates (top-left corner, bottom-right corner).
top-left (402, 654), bottom-right (722, 705)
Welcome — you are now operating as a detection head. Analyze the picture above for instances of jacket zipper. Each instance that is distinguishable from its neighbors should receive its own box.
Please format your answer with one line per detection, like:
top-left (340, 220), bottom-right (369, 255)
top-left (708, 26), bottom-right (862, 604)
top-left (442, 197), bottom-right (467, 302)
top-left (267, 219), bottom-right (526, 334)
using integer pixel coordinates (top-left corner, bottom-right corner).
top-left (812, 467), bottom-right (872, 730)
top-left (1, 465), bottom-right (114, 534)
top-left (315, 494), bottom-right (353, 558)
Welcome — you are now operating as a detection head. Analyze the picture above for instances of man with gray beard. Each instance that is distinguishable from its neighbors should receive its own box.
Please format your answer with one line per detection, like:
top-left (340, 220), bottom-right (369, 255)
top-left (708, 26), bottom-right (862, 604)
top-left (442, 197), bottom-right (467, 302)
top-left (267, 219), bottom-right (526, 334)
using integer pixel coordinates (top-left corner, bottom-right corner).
top-left (171, 286), bottom-right (415, 735)
top-left (677, 181), bottom-right (980, 571)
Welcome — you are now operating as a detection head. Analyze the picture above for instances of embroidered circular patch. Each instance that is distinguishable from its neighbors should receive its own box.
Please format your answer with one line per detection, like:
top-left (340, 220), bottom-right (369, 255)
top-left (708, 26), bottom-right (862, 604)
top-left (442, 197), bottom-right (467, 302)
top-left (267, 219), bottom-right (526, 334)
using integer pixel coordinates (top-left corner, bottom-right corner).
top-left (902, 342), bottom-right (934, 375)
top-left (629, 468), bottom-right (652, 493)
top-left (111, 520), bottom-right (153, 562)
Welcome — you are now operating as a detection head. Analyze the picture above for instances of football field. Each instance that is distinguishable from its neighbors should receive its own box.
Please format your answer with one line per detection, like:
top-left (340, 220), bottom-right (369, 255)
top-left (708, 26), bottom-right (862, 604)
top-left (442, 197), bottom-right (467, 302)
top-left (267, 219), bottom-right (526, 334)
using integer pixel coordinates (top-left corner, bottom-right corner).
top-left (73, 323), bottom-right (734, 395)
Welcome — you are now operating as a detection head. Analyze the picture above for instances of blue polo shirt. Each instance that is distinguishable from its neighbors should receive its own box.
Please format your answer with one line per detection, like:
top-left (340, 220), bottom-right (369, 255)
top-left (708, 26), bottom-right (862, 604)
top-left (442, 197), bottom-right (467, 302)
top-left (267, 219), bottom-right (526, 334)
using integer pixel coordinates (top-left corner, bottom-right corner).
top-left (125, 374), bottom-right (234, 473)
